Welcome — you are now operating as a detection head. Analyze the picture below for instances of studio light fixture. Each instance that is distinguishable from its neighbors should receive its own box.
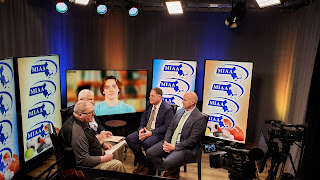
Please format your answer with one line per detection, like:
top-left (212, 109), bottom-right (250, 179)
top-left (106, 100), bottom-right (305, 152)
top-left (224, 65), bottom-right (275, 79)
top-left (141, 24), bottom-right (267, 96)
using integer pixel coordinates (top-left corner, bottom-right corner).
top-left (126, 1), bottom-right (139, 17)
top-left (96, 0), bottom-right (107, 14)
top-left (225, 1), bottom-right (246, 28)
top-left (165, 1), bottom-right (183, 15)
top-left (69, 0), bottom-right (90, 6)
top-left (56, 1), bottom-right (68, 13)
top-left (256, 0), bottom-right (281, 8)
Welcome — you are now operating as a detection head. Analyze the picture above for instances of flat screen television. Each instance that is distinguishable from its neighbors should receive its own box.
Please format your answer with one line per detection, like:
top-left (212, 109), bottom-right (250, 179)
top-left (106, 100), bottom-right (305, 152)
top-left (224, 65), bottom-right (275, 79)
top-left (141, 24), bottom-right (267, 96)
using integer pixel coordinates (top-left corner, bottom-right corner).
top-left (0, 58), bottom-right (20, 179)
top-left (66, 70), bottom-right (147, 115)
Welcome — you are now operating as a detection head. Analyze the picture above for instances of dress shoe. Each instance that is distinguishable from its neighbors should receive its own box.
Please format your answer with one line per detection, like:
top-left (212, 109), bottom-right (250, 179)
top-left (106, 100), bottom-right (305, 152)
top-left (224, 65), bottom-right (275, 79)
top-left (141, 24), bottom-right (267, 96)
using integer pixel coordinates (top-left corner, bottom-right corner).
top-left (144, 169), bottom-right (156, 176)
top-left (162, 171), bottom-right (169, 177)
top-left (167, 172), bottom-right (180, 179)
top-left (133, 164), bottom-right (146, 173)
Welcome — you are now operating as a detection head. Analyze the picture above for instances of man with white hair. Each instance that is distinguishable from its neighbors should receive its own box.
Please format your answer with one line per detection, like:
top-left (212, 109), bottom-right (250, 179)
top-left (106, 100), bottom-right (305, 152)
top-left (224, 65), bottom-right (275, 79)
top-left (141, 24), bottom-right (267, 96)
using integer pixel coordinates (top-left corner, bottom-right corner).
top-left (78, 89), bottom-right (112, 140)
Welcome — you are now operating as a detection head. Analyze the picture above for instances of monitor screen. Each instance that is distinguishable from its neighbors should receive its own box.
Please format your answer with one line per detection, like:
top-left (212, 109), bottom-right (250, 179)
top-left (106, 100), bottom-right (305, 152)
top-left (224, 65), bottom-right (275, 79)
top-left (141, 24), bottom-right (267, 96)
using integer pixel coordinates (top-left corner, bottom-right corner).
top-left (16, 55), bottom-right (62, 162)
top-left (152, 59), bottom-right (197, 109)
top-left (202, 60), bottom-right (253, 144)
top-left (66, 70), bottom-right (147, 115)
top-left (0, 58), bottom-right (20, 179)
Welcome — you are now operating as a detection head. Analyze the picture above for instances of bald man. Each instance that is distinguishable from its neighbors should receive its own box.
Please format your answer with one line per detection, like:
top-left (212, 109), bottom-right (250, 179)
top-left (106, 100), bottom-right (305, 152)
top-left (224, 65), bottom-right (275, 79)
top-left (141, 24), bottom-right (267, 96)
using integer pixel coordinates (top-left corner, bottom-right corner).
top-left (146, 92), bottom-right (207, 178)
top-left (71, 101), bottom-right (126, 172)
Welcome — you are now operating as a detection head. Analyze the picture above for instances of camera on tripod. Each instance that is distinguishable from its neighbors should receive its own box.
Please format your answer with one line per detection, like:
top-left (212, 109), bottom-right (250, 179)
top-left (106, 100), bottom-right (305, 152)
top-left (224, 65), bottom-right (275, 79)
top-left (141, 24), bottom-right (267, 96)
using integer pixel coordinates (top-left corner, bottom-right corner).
top-left (209, 141), bottom-right (264, 180)
top-left (266, 120), bottom-right (304, 142)
top-left (258, 120), bottom-right (306, 180)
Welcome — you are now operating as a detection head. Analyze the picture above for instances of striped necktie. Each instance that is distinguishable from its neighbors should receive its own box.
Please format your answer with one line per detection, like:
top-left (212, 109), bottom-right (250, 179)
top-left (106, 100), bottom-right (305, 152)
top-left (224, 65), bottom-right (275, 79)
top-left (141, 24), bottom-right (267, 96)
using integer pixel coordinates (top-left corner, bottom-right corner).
top-left (146, 106), bottom-right (156, 130)
top-left (171, 112), bottom-right (187, 146)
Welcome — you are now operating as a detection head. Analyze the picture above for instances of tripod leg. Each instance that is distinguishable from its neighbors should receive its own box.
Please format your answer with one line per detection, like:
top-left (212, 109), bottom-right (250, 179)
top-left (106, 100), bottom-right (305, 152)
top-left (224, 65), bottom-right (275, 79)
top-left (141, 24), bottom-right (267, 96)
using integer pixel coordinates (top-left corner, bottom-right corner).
top-left (267, 157), bottom-right (278, 180)
top-left (279, 161), bottom-right (286, 180)
top-left (287, 153), bottom-right (298, 179)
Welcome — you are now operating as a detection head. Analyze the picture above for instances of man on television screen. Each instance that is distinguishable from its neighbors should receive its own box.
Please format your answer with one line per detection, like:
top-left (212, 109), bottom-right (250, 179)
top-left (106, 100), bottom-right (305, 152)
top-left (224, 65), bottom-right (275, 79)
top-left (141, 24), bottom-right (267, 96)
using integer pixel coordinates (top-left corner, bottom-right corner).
top-left (126, 87), bottom-right (174, 174)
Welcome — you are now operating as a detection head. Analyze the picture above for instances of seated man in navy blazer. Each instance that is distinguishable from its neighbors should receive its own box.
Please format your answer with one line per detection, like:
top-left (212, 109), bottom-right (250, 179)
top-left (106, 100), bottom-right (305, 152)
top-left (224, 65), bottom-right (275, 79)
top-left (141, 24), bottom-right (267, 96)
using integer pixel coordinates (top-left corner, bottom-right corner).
top-left (126, 87), bottom-right (174, 174)
top-left (146, 92), bottom-right (207, 179)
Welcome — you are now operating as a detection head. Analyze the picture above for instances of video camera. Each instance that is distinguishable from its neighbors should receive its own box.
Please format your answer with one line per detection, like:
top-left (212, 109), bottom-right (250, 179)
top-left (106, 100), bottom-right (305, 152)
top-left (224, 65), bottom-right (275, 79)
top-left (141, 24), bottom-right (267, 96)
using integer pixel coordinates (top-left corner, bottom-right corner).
top-left (258, 120), bottom-right (306, 179)
top-left (209, 141), bottom-right (264, 180)
top-left (265, 120), bottom-right (305, 142)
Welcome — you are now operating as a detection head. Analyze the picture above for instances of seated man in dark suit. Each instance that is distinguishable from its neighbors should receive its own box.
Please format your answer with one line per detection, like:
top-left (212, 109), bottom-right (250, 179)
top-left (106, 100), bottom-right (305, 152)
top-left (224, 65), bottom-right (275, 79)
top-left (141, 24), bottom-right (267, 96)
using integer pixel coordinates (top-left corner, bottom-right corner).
top-left (146, 92), bottom-right (207, 179)
top-left (126, 87), bottom-right (174, 174)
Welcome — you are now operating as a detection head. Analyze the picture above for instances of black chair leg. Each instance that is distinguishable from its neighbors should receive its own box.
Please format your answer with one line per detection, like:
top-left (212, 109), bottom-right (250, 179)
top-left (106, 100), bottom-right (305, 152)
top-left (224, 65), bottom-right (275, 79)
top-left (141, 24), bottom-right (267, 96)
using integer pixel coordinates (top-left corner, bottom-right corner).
top-left (184, 165), bottom-right (187, 172)
top-left (198, 162), bottom-right (201, 180)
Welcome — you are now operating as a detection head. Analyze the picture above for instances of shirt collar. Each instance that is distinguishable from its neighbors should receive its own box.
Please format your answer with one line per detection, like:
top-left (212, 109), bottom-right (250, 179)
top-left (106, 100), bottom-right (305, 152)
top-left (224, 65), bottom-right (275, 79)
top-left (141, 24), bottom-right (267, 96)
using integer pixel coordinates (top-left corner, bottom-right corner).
top-left (185, 106), bottom-right (196, 115)
top-left (153, 100), bottom-right (162, 110)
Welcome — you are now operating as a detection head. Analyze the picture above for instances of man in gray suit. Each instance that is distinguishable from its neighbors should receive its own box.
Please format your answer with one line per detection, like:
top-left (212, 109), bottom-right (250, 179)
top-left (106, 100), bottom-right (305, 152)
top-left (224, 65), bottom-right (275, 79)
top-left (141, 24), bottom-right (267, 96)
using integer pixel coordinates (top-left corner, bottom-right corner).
top-left (146, 92), bottom-right (207, 179)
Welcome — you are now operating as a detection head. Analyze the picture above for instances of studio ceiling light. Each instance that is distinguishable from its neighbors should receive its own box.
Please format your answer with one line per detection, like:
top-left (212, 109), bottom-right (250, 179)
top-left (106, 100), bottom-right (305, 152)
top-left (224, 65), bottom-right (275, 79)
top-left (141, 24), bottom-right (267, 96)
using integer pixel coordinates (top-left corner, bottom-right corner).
top-left (56, 1), bottom-right (68, 13)
top-left (256, 0), bottom-right (281, 8)
top-left (96, 0), bottom-right (107, 14)
top-left (69, 0), bottom-right (90, 6)
top-left (126, 1), bottom-right (139, 17)
top-left (165, 1), bottom-right (183, 14)
top-left (225, 2), bottom-right (246, 28)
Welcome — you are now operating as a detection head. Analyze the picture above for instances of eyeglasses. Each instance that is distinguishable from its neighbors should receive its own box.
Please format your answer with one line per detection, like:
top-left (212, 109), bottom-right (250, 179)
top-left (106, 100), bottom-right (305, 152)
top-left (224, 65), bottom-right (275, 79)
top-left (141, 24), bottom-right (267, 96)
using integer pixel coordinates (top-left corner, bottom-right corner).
top-left (79, 111), bottom-right (94, 115)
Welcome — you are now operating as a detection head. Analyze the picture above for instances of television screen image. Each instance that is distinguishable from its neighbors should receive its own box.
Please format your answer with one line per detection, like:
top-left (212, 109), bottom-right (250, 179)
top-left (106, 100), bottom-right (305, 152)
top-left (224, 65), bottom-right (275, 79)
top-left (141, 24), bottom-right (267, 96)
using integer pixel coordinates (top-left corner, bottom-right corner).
top-left (202, 60), bottom-right (253, 144)
top-left (66, 70), bottom-right (147, 115)
top-left (152, 59), bottom-right (197, 109)
top-left (16, 55), bottom-right (62, 162)
top-left (0, 59), bottom-right (20, 179)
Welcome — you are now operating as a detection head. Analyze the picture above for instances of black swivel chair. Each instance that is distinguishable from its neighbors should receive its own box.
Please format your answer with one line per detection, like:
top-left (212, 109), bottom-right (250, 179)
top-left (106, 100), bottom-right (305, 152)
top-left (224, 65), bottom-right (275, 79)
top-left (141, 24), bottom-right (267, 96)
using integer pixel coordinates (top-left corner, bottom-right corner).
top-left (60, 105), bottom-right (74, 124)
top-left (33, 123), bottom-right (64, 180)
top-left (182, 113), bottom-right (210, 180)
top-left (59, 106), bottom-right (78, 170)
top-left (168, 103), bottom-right (178, 114)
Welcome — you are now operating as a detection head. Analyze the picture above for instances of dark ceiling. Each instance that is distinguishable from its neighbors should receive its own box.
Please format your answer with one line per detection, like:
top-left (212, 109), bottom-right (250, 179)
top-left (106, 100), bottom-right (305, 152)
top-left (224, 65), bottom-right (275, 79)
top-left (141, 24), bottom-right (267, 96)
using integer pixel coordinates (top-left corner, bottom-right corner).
top-left (26, 0), bottom-right (314, 13)
top-left (102, 0), bottom-right (259, 12)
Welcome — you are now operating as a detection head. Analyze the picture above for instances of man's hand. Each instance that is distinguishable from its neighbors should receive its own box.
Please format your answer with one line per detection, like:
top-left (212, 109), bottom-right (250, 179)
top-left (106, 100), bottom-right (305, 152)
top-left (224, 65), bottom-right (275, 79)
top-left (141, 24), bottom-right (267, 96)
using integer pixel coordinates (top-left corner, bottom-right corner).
top-left (100, 153), bottom-right (113, 163)
top-left (139, 128), bottom-right (152, 141)
top-left (163, 141), bottom-right (176, 153)
top-left (96, 131), bottom-right (113, 141)
top-left (138, 128), bottom-right (145, 136)
top-left (103, 131), bottom-right (113, 136)
top-left (102, 143), bottom-right (113, 150)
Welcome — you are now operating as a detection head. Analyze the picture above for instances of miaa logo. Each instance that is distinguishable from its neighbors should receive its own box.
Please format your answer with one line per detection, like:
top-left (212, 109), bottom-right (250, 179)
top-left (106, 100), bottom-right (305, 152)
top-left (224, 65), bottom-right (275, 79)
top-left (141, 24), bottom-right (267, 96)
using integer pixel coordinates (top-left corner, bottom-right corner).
top-left (0, 62), bottom-right (14, 89)
top-left (31, 59), bottom-right (58, 79)
top-left (0, 92), bottom-right (13, 117)
top-left (216, 64), bottom-right (250, 82)
top-left (163, 62), bottom-right (195, 78)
